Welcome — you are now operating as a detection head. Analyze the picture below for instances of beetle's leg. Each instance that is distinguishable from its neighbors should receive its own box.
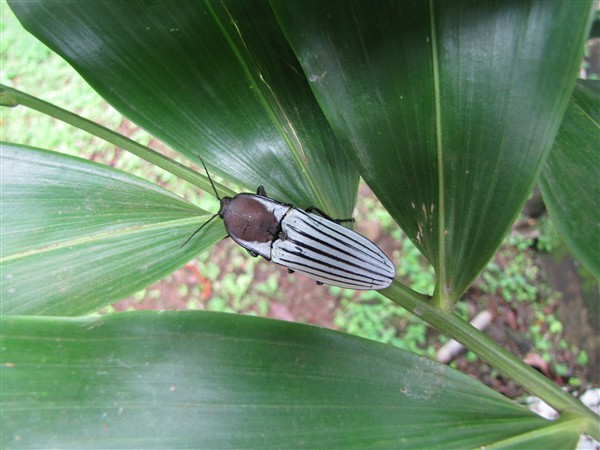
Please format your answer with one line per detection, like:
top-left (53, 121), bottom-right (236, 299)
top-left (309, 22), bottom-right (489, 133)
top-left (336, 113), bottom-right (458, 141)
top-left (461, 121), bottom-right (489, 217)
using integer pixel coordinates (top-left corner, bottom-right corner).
top-left (305, 205), bottom-right (355, 224)
top-left (287, 268), bottom-right (295, 274)
top-left (247, 249), bottom-right (259, 258)
top-left (257, 186), bottom-right (267, 196)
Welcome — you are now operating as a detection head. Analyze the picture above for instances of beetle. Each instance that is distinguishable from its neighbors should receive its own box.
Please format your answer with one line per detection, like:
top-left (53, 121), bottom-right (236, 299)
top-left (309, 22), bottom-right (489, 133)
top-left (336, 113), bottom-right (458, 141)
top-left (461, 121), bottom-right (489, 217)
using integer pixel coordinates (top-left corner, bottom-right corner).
top-left (183, 159), bottom-right (395, 290)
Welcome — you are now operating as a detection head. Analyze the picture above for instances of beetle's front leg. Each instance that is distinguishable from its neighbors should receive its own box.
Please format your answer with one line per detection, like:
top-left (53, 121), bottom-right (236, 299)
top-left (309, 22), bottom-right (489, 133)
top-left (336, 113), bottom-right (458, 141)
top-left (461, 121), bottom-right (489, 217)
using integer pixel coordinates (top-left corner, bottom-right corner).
top-left (257, 186), bottom-right (267, 196)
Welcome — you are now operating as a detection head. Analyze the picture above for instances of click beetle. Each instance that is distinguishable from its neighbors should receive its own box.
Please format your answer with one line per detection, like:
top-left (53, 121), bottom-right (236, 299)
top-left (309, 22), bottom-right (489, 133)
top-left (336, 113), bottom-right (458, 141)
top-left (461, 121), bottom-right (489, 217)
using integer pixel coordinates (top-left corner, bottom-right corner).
top-left (183, 160), bottom-right (395, 290)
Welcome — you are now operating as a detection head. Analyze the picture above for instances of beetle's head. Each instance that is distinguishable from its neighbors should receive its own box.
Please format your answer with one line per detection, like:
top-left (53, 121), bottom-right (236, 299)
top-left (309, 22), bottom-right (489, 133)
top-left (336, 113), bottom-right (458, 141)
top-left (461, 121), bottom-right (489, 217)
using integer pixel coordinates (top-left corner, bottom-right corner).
top-left (218, 196), bottom-right (232, 218)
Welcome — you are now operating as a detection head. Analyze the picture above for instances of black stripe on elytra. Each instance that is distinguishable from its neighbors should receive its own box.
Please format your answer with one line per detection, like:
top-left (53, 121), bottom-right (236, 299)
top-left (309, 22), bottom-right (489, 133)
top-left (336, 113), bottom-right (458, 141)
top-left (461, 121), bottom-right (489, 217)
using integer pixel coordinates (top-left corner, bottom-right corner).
top-left (286, 264), bottom-right (379, 288)
top-left (295, 210), bottom-right (388, 264)
top-left (280, 243), bottom-right (390, 284)
top-left (276, 253), bottom-right (375, 285)
top-left (276, 254), bottom-right (385, 288)
top-left (286, 222), bottom-right (391, 274)
top-left (287, 214), bottom-right (393, 274)
top-left (285, 235), bottom-right (389, 280)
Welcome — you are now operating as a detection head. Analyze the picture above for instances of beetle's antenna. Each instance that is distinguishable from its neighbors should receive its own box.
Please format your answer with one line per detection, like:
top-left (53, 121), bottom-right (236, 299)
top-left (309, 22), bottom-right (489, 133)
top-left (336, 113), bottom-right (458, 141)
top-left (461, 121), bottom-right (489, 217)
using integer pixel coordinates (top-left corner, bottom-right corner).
top-left (197, 154), bottom-right (220, 201)
top-left (181, 213), bottom-right (219, 248)
top-left (181, 155), bottom-right (223, 248)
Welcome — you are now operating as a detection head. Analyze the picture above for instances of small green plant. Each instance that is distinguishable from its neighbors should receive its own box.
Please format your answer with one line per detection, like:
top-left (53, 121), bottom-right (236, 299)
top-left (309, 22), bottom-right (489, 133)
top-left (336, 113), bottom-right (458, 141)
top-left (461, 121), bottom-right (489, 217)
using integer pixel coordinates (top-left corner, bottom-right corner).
top-left (479, 230), bottom-right (589, 386)
top-left (537, 215), bottom-right (561, 252)
top-left (480, 234), bottom-right (540, 304)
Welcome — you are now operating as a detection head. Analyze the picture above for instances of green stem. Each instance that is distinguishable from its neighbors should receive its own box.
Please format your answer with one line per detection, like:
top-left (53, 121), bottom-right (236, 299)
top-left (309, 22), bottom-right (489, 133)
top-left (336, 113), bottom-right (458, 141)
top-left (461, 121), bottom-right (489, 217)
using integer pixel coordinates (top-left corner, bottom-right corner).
top-left (0, 84), bottom-right (235, 198)
top-left (381, 281), bottom-right (599, 438)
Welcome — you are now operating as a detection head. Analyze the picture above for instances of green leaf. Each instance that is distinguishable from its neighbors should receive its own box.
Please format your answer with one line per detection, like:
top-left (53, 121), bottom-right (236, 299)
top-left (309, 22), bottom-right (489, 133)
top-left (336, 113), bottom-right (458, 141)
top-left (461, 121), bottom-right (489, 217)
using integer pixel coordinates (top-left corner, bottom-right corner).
top-left (7, 0), bottom-right (358, 218)
top-left (273, 1), bottom-right (593, 300)
top-left (0, 144), bottom-right (223, 315)
top-left (539, 80), bottom-right (600, 279)
top-left (2, 311), bottom-right (559, 449)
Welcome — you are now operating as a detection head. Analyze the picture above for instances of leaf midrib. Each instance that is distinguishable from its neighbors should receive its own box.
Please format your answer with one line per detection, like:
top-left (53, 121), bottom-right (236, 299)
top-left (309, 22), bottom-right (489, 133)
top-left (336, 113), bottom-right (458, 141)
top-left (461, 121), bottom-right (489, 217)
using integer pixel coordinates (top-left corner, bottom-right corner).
top-left (0, 216), bottom-right (209, 263)
top-left (429, 0), bottom-right (445, 304)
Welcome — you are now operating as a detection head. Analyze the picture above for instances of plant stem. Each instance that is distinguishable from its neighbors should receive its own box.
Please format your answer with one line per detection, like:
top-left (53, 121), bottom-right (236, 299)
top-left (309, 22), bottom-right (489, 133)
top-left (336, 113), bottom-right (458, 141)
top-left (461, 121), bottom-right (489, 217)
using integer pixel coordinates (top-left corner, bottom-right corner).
top-left (382, 281), bottom-right (599, 438)
top-left (0, 84), bottom-right (235, 198)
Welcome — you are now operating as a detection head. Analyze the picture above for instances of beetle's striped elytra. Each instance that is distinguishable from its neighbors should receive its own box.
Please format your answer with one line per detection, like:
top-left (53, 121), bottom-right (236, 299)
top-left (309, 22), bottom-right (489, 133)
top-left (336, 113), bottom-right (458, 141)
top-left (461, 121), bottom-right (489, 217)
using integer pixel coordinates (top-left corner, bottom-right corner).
top-left (272, 209), bottom-right (395, 289)
top-left (183, 159), bottom-right (395, 290)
